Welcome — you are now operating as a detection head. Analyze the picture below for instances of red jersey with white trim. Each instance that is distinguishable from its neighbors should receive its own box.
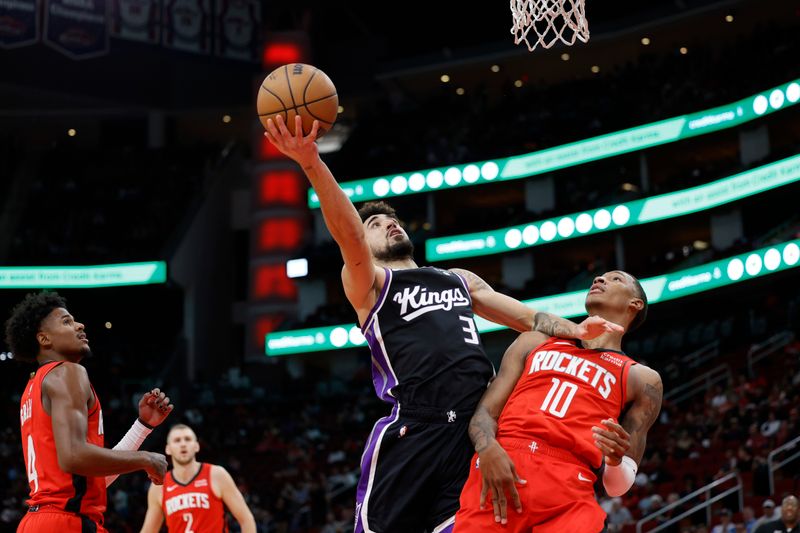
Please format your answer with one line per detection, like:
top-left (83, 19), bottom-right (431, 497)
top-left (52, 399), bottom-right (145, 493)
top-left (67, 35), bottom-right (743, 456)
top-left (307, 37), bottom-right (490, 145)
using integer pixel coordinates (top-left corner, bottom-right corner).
top-left (496, 337), bottom-right (636, 468)
top-left (162, 463), bottom-right (227, 532)
top-left (19, 361), bottom-right (106, 523)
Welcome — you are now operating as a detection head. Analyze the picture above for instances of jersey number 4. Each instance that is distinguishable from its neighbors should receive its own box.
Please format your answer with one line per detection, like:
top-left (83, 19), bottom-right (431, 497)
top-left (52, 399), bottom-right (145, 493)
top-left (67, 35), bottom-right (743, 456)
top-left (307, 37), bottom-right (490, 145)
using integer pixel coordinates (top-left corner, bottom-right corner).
top-left (26, 435), bottom-right (39, 493)
top-left (540, 377), bottom-right (578, 418)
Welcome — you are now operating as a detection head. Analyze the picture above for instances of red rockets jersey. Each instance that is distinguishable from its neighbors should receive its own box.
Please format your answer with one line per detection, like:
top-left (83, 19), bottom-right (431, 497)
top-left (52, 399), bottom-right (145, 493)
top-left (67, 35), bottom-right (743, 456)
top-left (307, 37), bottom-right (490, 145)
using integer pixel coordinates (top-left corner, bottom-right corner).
top-left (20, 361), bottom-right (106, 524)
top-left (162, 463), bottom-right (227, 532)
top-left (496, 337), bottom-right (636, 468)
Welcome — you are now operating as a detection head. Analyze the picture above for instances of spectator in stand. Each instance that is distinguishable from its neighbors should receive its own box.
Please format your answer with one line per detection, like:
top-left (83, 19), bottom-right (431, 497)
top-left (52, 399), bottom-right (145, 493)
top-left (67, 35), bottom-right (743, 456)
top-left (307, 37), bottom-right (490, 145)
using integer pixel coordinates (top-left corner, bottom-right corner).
top-left (711, 508), bottom-right (736, 533)
top-left (761, 413), bottom-right (783, 439)
top-left (754, 499), bottom-right (781, 530)
top-left (606, 497), bottom-right (634, 532)
top-left (741, 506), bottom-right (757, 533)
top-left (754, 495), bottom-right (798, 533)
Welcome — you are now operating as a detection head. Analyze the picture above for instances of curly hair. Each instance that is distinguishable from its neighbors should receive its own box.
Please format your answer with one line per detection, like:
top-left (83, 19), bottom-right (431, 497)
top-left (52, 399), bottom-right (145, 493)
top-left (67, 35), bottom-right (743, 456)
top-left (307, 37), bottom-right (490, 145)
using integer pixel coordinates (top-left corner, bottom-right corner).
top-left (357, 201), bottom-right (399, 224)
top-left (4, 292), bottom-right (67, 362)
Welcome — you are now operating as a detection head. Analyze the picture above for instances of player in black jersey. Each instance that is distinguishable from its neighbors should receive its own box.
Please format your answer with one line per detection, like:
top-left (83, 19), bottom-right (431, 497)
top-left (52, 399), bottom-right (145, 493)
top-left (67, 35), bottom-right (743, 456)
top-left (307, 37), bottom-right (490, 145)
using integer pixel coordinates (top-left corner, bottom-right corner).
top-left (265, 115), bottom-right (623, 533)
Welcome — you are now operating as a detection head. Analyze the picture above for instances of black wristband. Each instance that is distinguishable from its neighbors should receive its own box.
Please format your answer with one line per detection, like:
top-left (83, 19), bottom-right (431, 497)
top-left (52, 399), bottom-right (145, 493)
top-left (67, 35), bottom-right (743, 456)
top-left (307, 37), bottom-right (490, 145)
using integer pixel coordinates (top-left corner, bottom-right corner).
top-left (137, 418), bottom-right (154, 430)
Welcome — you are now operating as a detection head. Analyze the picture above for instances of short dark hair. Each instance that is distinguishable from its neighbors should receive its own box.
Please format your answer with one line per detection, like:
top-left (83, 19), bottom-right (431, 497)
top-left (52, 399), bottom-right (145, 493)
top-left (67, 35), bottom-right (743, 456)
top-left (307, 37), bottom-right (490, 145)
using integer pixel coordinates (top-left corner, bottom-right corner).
top-left (4, 291), bottom-right (67, 362)
top-left (628, 274), bottom-right (648, 332)
top-left (358, 201), bottom-right (398, 224)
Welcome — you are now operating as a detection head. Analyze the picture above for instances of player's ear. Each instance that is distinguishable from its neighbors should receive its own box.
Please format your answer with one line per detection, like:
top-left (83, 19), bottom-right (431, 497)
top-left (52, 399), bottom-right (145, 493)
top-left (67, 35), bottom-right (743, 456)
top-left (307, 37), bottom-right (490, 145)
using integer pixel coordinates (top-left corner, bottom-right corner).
top-left (629, 298), bottom-right (644, 313)
top-left (36, 331), bottom-right (50, 349)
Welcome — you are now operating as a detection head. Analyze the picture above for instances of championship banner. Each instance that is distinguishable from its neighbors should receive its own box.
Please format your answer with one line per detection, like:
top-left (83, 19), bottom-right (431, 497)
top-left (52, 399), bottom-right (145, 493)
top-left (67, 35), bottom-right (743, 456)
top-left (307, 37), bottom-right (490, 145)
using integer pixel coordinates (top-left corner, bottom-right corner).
top-left (111, 0), bottom-right (159, 43)
top-left (162, 0), bottom-right (210, 54)
top-left (214, 0), bottom-right (259, 61)
top-left (44, 0), bottom-right (109, 59)
top-left (0, 0), bottom-right (39, 49)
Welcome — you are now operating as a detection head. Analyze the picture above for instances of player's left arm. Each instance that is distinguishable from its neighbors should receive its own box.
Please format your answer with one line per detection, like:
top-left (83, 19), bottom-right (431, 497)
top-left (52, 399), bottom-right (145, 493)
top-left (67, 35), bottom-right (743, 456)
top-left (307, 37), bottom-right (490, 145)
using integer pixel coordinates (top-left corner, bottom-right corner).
top-left (106, 389), bottom-right (174, 487)
top-left (592, 364), bottom-right (663, 496)
top-left (212, 465), bottom-right (256, 533)
top-left (139, 483), bottom-right (165, 533)
top-left (449, 268), bottom-right (624, 338)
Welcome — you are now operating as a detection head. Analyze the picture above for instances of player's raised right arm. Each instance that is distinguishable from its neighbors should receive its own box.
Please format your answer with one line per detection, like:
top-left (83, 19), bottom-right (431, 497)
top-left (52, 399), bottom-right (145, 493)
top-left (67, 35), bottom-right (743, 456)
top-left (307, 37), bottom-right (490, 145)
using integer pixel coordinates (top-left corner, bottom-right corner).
top-left (139, 483), bottom-right (165, 533)
top-left (265, 115), bottom-right (376, 306)
top-left (45, 363), bottom-right (168, 482)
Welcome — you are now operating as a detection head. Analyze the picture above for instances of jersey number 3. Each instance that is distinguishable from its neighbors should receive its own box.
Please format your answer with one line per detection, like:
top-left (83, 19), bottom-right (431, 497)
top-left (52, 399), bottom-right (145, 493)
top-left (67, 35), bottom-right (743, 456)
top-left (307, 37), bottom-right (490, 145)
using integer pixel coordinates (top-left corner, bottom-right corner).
top-left (459, 315), bottom-right (479, 345)
top-left (540, 377), bottom-right (578, 418)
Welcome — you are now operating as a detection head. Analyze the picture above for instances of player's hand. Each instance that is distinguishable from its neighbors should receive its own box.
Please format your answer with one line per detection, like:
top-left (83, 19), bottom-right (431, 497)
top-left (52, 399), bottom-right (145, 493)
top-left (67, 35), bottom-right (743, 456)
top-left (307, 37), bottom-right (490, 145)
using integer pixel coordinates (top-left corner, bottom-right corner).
top-left (574, 315), bottom-right (624, 340)
top-left (478, 441), bottom-right (526, 524)
top-left (592, 418), bottom-right (631, 466)
top-left (142, 451), bottom-right (169, 485)
top-left (138, 388), bottom-right (174, 428)
top-left (263, 114), bottom-right (320, 168)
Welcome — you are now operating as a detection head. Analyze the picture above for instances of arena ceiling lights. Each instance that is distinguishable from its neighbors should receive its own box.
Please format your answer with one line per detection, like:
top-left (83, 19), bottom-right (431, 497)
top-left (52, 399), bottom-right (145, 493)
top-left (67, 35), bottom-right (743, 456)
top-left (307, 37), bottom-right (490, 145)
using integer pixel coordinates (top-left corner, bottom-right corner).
top-left (426, 153), bottom-right (800, 261)
top-left (308, 78), bottom-right (800, 209)
top-left (265, 239), bottom-right (800, 356)
top-left (0, 261), bottom-right (167, 288)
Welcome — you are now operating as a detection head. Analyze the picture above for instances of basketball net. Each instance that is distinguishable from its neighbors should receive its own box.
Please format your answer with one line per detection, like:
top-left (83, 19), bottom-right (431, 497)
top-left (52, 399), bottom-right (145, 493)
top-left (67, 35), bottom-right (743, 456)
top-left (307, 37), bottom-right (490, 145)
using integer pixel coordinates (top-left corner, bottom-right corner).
top-left (510, 0), bottom-right (589, 51)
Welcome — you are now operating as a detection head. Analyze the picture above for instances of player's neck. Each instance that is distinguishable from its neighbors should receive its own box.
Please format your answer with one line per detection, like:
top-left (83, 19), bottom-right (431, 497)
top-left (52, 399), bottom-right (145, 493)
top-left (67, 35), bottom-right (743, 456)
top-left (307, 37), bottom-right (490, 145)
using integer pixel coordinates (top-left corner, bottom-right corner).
top-left (171, 460), bottom-right (201, 483)
top-left (37, 351), bottom-right (81, 365)
top-left (374, 258), bottom-right (418, 270)
top-left (580, 332), bottom-right (624, 352)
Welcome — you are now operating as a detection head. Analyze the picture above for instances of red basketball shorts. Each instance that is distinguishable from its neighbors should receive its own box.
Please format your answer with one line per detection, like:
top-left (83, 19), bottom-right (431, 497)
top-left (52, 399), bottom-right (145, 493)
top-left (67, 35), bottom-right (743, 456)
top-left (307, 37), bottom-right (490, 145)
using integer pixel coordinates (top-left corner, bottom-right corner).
top-left (454, 437), bottom-right (607, 533)
top-left (17, 507), bottom-right (108, 533)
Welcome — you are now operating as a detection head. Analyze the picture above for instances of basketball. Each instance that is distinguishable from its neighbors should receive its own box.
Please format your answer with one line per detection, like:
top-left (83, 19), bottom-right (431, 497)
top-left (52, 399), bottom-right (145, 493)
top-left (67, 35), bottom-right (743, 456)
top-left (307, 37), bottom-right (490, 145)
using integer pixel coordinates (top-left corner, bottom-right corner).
top-left (257, 63), bottom-right (339, 138)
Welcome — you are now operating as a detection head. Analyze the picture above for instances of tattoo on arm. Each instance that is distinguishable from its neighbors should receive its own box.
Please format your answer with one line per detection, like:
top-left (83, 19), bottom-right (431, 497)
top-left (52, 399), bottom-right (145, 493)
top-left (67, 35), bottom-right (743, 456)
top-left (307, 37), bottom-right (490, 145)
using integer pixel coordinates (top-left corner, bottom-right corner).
top-left (468, 404), bottom-right (497, 453)
top-left (450, 268), bottom-right (491, 292)
top-left (532, 312), bottom-right (578, 338)
top-left (622, 377), bottom-right (663, 462)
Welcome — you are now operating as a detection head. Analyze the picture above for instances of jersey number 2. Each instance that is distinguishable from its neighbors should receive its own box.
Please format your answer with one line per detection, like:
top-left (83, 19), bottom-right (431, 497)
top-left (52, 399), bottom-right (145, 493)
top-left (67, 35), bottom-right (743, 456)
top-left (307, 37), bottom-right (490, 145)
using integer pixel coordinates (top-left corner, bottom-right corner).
top-left (26, 435), bottom-right (39, 493)
top-left (540, 377), bottom-right (578, 418)
top-left (459, 315), bottom-right (479, 345)
top-left (183, 513), bottom-right (195, 533)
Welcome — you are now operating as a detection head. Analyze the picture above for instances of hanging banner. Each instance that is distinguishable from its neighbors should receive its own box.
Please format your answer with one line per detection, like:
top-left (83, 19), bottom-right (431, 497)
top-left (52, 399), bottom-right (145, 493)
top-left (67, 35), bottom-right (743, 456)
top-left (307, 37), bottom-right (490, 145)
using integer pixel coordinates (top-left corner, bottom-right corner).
top-left (0, 0), bottom-right (39, 49)
top-left (111, 0), bottom-right (160, 43)
top-left (44, 0), bottom-right (109, 59)
top-left (214, 0), bottom-right (259, 61)
top-left (162, 0), bottom-right (210, 54)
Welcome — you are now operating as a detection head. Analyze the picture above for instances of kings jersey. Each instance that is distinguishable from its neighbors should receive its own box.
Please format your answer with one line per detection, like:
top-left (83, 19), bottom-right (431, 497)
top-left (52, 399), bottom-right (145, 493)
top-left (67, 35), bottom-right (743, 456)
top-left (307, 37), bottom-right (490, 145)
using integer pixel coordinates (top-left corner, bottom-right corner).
top-left (162, 463), bottom-right (227, 532)
top-left (496, 337), bottom-right (636, 468)
top-left (20, 361), bottom-right (106, 523)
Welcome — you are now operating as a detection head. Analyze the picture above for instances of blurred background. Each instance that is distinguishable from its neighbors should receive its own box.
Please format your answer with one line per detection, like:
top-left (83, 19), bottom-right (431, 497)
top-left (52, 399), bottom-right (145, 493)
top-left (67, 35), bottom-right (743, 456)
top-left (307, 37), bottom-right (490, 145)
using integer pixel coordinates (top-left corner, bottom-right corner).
top-left (1, 0), bottom-right (799, 531)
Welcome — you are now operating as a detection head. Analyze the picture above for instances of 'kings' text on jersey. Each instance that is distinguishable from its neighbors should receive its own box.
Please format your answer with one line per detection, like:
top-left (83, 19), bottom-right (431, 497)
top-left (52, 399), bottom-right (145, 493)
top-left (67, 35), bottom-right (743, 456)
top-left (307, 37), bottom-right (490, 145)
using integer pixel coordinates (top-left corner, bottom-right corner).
top-left (361, 267), bottom-right (494, 411)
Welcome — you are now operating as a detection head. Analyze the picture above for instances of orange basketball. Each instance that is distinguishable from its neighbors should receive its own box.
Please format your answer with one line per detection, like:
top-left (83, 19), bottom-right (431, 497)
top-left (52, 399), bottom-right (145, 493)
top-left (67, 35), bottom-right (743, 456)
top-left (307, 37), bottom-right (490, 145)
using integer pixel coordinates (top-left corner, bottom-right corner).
top-left (257, 63), bottom-right (339, 138)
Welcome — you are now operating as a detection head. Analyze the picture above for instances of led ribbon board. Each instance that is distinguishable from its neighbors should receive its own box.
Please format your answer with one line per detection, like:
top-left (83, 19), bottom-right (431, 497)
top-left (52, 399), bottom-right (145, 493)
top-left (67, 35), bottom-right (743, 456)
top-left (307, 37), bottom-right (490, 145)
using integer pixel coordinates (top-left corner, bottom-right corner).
top-left (266, 240), bottom-right (800, 356)
top-left (0, 262), bottom-right (167, 288)
top-left (308, 79), bottom-right (800, 208)
top-left (427, 153), bottom-right (800, 261)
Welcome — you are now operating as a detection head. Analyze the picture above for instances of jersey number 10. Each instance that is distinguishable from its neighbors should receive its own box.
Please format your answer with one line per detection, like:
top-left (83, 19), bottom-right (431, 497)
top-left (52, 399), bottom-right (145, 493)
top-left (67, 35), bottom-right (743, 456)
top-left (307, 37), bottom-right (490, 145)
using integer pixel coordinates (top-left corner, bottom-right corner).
top-left (540, 377), bottom-right (578, 418)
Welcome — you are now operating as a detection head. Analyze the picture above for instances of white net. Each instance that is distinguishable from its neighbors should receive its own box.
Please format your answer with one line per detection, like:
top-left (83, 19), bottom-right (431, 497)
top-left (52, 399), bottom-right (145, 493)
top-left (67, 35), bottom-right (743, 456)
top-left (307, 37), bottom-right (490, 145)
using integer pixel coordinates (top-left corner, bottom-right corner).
top-left (510, 0), bottom-right (589, 51)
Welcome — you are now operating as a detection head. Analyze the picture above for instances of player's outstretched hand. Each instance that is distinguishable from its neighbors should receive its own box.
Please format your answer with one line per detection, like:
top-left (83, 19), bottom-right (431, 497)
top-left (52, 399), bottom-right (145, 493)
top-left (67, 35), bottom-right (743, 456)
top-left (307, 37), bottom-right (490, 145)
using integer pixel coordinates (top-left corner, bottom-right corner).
top-left (142, 451), bottom-right (169, 485)
top-left (478, 441), bottom-right (526, 525)
top-left (138, 388), bottom-right (174, 428)
top-left (139, 388), bottom-right (175, 427)
top-left (592, 418), bottom-right (631, 466)
top-left (574, 315), bottom-right (625, 340)
top-left (264, 115), bottom-right (320, 168)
